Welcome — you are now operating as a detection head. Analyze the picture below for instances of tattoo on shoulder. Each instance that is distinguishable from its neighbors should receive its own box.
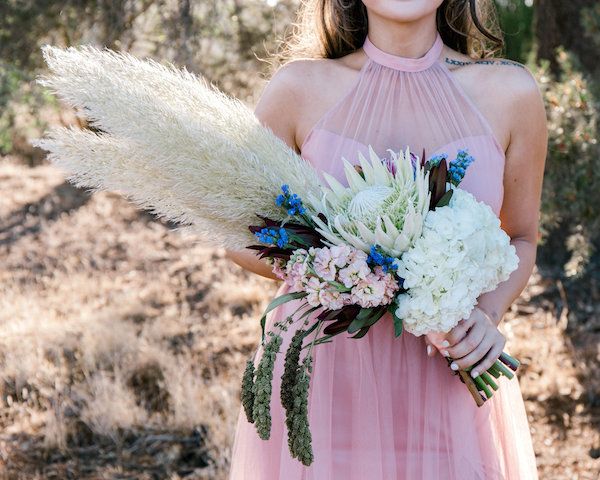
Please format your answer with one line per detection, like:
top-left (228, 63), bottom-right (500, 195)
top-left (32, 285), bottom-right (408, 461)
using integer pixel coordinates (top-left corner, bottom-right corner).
top-left (444, 57), bottom-right (525, 69)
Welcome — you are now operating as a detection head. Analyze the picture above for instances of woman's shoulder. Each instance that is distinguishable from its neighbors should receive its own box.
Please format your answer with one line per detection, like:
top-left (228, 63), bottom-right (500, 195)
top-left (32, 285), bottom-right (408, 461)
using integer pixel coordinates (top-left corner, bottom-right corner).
top-left (267, 52), bottom-right (364, 100)
top-left (443, 47), bottom-right (545, 149)
top-left (256, 53), bottom-right (365, 150)
top-left (443, 48), bottom-right (541, 104)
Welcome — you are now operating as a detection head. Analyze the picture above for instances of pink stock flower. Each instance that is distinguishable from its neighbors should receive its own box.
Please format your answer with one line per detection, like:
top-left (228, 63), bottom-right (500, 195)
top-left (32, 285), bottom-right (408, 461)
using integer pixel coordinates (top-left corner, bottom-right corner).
top-left (278, 246), bottom-right (397, 308)
top-left (338, 258), bottom-right (371, 288)
top-left (313, 248), bottom-right (338, 281)
top-left (305, 277), bottom-right (328, 307)
top-left (318, 286), bottom-right (348, 311)
top-left (373, 266), bottom-right (400, 302)
top-left (329, 245), bottom-right (352, 268)
top-left (351, 272), bottom-right (387, 308)
top-left (285, 249), bottom-right (309, 290)
top-left (271, 259), bottom-right (286, 280)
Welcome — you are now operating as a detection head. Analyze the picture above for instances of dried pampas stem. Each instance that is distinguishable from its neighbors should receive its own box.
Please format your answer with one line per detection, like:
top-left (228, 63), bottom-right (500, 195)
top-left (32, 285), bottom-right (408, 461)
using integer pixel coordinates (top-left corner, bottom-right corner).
top-left (32, 44), bottom-right (321, 249)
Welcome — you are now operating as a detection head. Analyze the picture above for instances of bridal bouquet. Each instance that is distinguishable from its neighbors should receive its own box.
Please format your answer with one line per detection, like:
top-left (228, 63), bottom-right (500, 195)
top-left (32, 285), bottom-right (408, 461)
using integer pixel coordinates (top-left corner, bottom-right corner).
top-left (33, 45), bottom-right (521, 467)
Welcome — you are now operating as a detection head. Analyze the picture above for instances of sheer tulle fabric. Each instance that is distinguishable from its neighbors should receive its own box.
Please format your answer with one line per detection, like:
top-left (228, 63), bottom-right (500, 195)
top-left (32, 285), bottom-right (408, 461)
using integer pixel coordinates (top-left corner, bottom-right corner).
top-left (229, 33), bottom-right (538, 480)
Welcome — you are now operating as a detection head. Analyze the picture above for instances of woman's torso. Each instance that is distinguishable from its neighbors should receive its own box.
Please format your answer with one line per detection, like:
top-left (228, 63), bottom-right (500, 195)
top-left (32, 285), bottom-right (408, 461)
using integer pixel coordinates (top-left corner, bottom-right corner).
top-left (296, 33), bottom-right (512, 216)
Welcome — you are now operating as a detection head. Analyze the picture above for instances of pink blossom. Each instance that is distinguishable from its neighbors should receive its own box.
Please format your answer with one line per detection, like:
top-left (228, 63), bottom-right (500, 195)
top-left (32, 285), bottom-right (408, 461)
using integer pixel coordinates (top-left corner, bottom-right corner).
top-left (318, 286), bottom-right (347, 310)
top-left (338, 258), bottom-right (371, 288)
top-left (347, 248), bottom-right (369, 264)
top-left (351, 272), bottom-right (387, 308)
top-left (305, 277), bottom-right (328, 307)
top-left (329, 245), bottom-right (352, 268)
top-left (373, 266), bottom-right (400, 302)
top-left (285, 250), bottom-right (309, 290)
top-left (271, 259), bottom-right (286, 280)
top-left (313, 248), bottom-right (337, 281)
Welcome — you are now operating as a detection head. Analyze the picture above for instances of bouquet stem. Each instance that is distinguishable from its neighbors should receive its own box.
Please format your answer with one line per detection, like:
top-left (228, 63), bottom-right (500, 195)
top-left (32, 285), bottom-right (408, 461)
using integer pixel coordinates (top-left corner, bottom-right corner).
top-left (453, 351), bottom-right (520, 406)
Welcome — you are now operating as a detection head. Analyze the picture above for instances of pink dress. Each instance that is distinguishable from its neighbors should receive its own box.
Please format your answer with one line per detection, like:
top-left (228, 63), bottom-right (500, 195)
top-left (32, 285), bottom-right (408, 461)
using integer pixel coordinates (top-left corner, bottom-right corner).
top-left (229, 32), bottom-right (538, 480)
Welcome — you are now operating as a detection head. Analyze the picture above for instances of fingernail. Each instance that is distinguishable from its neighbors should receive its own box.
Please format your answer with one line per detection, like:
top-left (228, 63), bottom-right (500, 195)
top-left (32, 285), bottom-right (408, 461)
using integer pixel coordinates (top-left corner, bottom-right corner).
top-left (441, 340), bottom-right (450, 348)
top-left (450, 362), bottom-right (459, 371)
top-left (471, 370), bottom-right (479, 378)
top-left (441, 350), bottom-right (449, 357)
top-left (426, 345), bottom-right (433, 356)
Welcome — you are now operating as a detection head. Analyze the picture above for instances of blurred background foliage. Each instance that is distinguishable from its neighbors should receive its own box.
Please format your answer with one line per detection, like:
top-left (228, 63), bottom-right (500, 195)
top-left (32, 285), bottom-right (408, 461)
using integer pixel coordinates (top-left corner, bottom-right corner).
top-left (1, 1), bottom-right (600, 478)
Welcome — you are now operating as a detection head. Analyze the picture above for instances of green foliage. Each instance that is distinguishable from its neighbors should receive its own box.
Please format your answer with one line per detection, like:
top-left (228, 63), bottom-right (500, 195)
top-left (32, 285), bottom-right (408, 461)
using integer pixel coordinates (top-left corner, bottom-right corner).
top-left (252, 332), bottom-right (282, 440)
top-left (535, 49), bottom-right (600, 274)
top-left (287, 355), bottom-right (313, 466)
top-left (0, 0), bottom-right (299, 163)
top-left (494, 0), bottom-right (534, 63)
top-left (241, 357), bottom-right (256, 424)
top-left (581, 3), bottom-right (600, 50)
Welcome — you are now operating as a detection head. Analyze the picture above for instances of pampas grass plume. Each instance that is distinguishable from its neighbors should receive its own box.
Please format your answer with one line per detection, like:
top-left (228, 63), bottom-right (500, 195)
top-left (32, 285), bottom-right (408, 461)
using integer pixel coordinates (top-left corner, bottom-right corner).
top-left (32, 44), bottom-right (321, 249)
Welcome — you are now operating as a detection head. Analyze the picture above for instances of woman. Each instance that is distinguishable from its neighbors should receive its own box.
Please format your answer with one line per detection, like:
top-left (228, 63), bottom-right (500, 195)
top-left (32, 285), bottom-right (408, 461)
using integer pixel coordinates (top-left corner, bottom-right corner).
top-left (227, 0), bottom-right (546, 478)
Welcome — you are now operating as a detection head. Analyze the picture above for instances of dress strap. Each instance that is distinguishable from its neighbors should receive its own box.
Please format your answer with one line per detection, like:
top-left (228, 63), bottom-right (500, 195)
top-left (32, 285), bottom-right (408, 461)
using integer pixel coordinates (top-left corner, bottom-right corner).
top-left (362, 33), bottom-right (443, 72)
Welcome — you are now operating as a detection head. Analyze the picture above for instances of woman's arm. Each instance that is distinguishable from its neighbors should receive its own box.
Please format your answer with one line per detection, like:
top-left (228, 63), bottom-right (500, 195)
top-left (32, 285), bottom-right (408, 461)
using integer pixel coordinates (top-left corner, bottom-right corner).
top-left (225, 62), bottom-right (307, 280)
top-left (429, 68), bottom-right (548, 375)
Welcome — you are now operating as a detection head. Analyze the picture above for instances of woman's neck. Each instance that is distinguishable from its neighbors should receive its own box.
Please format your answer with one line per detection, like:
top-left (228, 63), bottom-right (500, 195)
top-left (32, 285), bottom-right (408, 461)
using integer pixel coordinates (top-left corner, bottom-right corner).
top-left (366, 12), bottom-right (440, 59)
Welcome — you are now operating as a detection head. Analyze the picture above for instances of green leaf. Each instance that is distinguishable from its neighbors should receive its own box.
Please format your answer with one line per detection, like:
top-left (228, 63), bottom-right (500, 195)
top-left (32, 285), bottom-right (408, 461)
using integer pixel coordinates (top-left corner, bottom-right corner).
top-left (302, 318), bottom-right (322, 338)
top-left (435, 189), bottom-right (453, 208)
top-left (388, 304), bottom-right (403, 337)
top-left (350, 326), bottom-right (371, 339)
top-left (326, 280), bottom-right (352, 292)
top-left (347, 308), bottom-right (374, 334)
top-left (259, 292), bottom-right (307, 342)
top-left (348, 307), bottom-right (387, 335)
top-left (313, 334), bottom-right (333, 346)
top-left (298, 306), bottom-right (320, 322)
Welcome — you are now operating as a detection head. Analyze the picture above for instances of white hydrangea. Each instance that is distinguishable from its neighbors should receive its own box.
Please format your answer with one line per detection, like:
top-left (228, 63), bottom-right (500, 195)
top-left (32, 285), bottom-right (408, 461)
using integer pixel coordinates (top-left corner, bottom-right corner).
top-left (394, 188), bottom-right (519, 336)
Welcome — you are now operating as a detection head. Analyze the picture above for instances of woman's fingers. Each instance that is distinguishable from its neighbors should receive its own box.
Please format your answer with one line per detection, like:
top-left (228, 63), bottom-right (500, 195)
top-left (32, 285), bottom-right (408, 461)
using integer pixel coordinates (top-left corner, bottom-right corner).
top-left (450, 335), bottom-right (496, 371)
top-left (424, 336), bottom-right (437, 357)
top-left (445, 320), bottom-right (486, 359)
top-left (470, 338), bottom-right (506, 378)
top-left (443, 315), bottom-right (476, 347)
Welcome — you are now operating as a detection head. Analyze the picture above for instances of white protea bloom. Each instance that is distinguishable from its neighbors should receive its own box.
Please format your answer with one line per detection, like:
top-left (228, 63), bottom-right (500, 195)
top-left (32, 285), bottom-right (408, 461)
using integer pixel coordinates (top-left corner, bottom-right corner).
top-left (309, 146), bottom-right (431, 257)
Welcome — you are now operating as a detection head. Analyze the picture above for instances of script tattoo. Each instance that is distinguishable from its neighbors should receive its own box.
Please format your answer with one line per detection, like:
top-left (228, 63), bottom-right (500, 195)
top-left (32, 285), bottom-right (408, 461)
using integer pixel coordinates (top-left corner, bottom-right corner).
top-left (445, 57), bottom-right (525, 69)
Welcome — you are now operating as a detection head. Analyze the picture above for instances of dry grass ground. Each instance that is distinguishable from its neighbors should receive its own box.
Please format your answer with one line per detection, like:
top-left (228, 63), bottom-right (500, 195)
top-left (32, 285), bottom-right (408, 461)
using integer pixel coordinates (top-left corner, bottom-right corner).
top-left (0, 160), bottom-right (599, 479)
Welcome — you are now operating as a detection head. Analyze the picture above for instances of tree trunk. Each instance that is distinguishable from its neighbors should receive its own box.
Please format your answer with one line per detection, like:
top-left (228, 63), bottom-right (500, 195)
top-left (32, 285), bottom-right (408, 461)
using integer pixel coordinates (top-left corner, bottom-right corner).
top-left (534, 0), bottom-right (599, 75)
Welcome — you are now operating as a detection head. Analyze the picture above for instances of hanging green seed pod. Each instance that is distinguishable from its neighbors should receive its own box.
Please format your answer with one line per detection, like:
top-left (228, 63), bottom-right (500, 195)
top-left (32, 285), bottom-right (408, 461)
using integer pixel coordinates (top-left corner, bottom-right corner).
top-left (252, 334), bottom-right (283, 440)
top-left (281, 329), bottom-right (305, 414)
top-left (241, 356), bottom-right (256, 424)
top-left (288, 356), bottom-right (314, 465)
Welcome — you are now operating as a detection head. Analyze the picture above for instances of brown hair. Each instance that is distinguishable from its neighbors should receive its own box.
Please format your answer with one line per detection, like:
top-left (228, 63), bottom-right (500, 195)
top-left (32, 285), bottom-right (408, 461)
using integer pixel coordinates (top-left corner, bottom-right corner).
top-left (279, 0), bottom-right (503, 63)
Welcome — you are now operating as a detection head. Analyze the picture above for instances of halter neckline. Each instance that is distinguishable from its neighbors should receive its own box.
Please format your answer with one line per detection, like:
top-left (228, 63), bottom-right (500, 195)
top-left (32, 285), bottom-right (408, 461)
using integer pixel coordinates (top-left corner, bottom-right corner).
top-left (362, 33), bottom-right (444, 72)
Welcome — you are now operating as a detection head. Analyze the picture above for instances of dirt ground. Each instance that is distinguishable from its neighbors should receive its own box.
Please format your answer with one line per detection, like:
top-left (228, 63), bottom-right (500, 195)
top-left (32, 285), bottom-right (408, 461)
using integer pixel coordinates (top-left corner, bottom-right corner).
top-left (0, 160), bottom-right (598, 479)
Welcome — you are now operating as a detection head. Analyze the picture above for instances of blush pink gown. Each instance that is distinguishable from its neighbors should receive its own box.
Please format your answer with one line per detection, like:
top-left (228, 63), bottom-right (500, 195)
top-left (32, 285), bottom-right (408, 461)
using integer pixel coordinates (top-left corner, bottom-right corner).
top-left (229, 32), bottom-right (538, 480)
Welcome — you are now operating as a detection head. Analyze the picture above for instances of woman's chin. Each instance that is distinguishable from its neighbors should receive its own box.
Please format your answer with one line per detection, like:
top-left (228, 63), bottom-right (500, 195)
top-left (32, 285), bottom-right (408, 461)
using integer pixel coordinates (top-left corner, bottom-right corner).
top-left (362, 0), bottom-right (444, 23)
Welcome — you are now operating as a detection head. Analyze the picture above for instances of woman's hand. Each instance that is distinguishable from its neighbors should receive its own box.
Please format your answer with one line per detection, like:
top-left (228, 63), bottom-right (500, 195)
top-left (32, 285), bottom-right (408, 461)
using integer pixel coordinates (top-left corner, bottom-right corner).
top-left (425, 306), bottom-right (506, 378)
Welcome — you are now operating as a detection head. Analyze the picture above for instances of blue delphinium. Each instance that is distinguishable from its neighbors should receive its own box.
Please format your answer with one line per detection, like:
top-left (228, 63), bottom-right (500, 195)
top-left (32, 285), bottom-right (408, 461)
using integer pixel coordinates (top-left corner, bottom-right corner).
top-left (448, 149), bottom-right (474, 186)
top-left (367, 245), bottom-right (398, 273)
top-left (255, 227), bottom-right (289, 248)
top-left (276, 184), bottom-right (306, 216)
top-left (427, 153), bottom-right (448, 168)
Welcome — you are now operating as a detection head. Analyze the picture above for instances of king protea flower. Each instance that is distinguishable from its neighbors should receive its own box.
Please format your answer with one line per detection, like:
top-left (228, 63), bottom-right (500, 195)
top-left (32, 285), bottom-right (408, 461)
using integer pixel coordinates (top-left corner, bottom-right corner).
top-left (308, 147), bottom-right (430, 257)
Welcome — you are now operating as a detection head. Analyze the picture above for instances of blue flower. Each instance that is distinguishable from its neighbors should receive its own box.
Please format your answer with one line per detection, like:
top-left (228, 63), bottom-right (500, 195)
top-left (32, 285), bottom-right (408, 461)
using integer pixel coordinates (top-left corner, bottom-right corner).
top-left (448, 149), bottom-right (475, 186)
top-left (428, 153), bottom-right (448, 168)
top-left (255, 227), bottom-right (289, 248)
top-left (367, 245), bottom-right (398, 273)
top-left (275, 184), bottom-right (306, 217)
